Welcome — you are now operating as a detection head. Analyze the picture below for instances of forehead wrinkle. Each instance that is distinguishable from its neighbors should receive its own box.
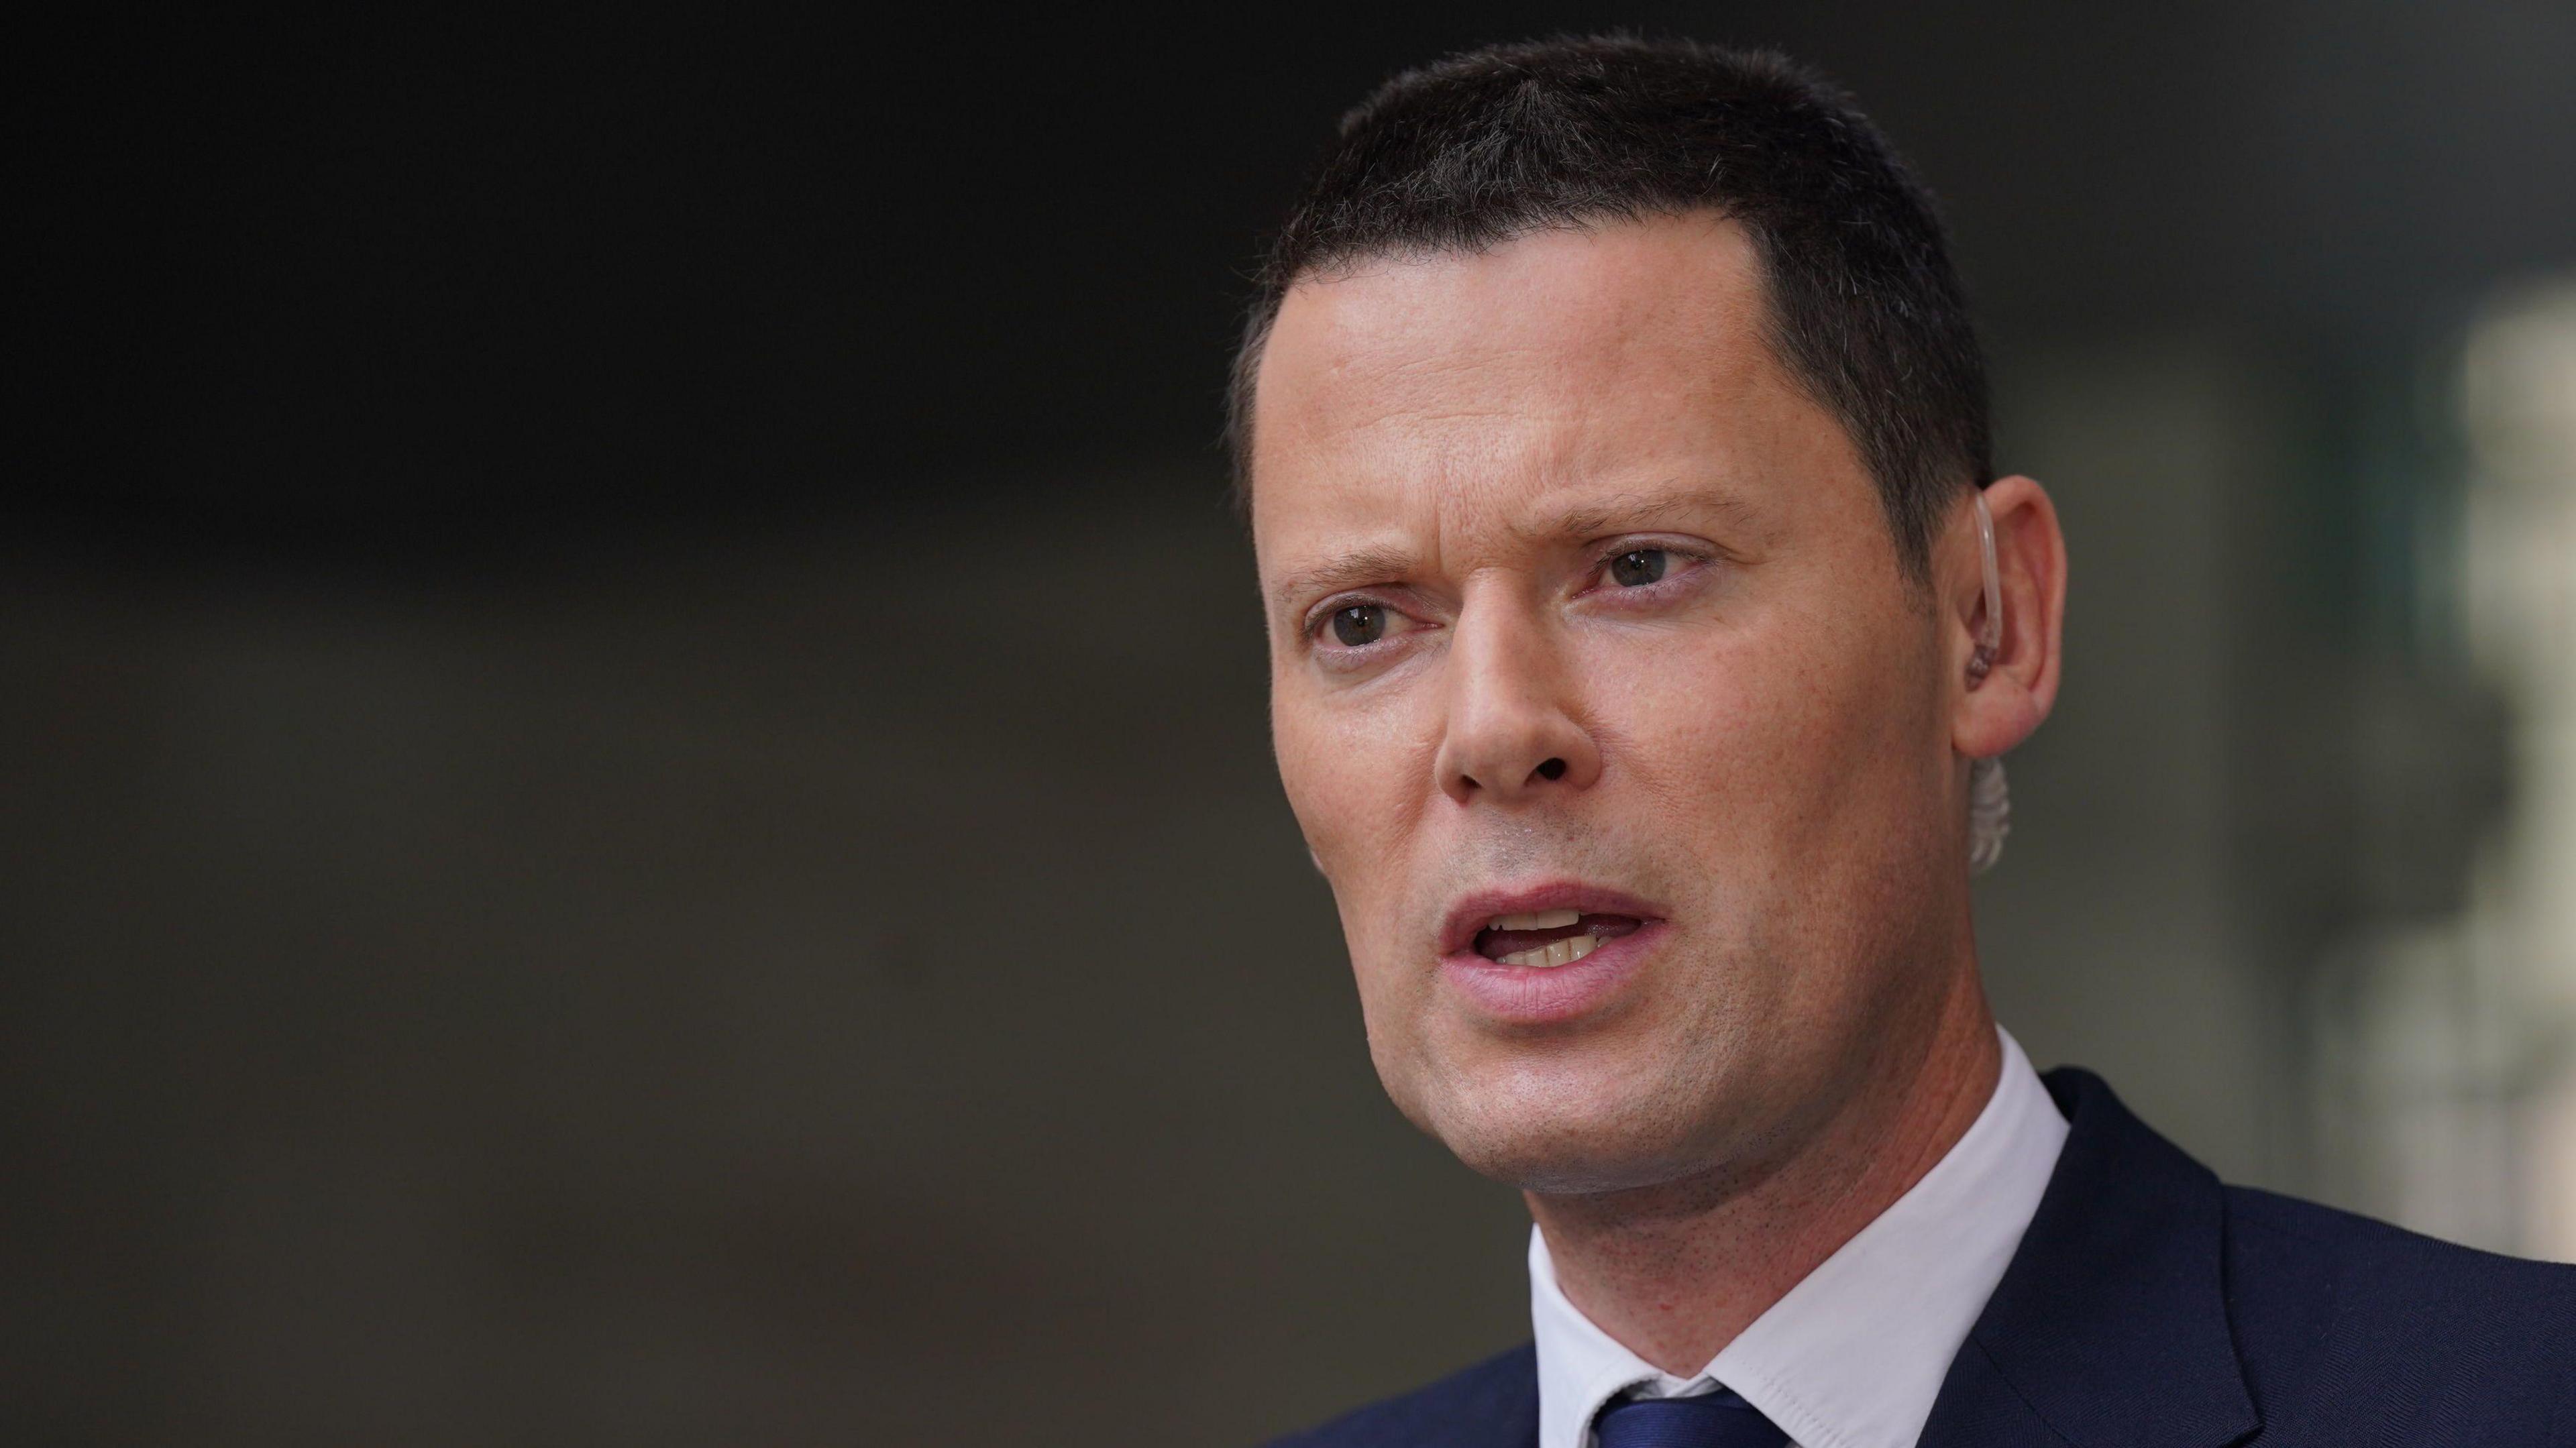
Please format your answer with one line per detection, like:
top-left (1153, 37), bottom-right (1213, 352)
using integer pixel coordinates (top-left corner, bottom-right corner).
top-left (1529, 487), bottom-right (1761, 545)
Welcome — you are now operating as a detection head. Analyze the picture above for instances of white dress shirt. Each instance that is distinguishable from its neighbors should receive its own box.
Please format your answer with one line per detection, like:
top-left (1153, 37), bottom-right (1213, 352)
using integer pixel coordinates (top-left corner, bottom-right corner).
top-left (1531, 1027), bottom-right (2069, 1448)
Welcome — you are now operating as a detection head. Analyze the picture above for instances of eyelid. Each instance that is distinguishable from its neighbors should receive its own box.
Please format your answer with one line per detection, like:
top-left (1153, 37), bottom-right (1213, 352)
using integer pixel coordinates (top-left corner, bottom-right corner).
top-left (1304, 592), bottom-right (1421, 647)
top-left (1302, 592), bottom-right (1367, 638)
top-left (1591, 532), bottom-right (1712, 559)
top-left (1303, 583), bottom-right (1421, 632)
top-left (1583, 535), bottom-right (1718, 584)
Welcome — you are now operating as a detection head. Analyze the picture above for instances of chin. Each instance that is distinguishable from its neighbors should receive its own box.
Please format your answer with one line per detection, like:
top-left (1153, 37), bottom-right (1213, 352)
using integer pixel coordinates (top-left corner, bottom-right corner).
top-left (1394, 1062), bottom-right (1735, 1195)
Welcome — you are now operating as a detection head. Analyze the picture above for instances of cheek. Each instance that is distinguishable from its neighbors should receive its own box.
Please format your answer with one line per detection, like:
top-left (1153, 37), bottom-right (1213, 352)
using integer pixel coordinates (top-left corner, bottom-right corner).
top-left (1592, 613), bottom-right (1915, 858)
top-left (1272, 682), bottom-right (1441, 1087)
top-left (1600, 640), bottom-right (1835, 810)
top-left (1271, 675), bottom-right (1432, 915)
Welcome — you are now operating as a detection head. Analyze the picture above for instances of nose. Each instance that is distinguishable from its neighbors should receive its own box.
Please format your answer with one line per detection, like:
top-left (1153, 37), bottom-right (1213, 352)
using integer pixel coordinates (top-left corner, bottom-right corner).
top-left (1432, 597), bottom-right (1601, 805)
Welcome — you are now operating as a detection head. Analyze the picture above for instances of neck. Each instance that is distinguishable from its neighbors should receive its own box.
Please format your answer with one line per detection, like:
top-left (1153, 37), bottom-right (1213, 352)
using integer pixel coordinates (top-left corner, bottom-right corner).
top-left (1526, 964), bottom-right (2001, 1376)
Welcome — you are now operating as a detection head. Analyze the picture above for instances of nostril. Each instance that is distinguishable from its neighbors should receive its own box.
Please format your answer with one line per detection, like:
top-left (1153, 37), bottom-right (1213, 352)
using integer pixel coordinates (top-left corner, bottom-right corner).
top-left (1535, 758), bottom-right (1567, 781)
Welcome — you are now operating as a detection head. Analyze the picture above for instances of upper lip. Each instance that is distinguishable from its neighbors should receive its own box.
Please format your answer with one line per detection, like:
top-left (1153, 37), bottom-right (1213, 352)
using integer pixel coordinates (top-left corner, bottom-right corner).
top-left (1438, 881), bottom-right (1668, 957)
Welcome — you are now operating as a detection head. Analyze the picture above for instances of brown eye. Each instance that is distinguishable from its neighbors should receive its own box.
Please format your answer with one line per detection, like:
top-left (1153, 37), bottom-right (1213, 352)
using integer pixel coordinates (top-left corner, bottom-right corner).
top-left (1609, 549), bottom-right (1668, 586)
top-left (1330, 604), bottom-right (1387, 646)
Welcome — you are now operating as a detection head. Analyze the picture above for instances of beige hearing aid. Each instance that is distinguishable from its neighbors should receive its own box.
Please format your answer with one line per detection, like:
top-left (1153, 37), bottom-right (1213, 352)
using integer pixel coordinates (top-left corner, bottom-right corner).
top-left (1967, 489), bottom-right (2000, 686)
top-left (1966, 488), bottom-right (2009, 873)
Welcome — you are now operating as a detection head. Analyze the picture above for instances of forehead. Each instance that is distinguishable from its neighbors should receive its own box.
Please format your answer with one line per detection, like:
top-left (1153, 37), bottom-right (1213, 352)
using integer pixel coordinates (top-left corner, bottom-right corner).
top-left (1248, 213), bottom-right (1848, 561)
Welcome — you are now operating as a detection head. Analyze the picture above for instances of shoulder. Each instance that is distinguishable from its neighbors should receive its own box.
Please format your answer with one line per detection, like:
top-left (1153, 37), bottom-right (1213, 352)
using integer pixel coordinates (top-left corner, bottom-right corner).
top-left (2219, 1184), bottom-right (2576, 1428)
top-left (2004, 1068), bottom-right (2575, 1442)
top-left (2222, 1182), bottom-right (2576, 1323)
top-left (1262, 1343), bottom-right (1536, 1448)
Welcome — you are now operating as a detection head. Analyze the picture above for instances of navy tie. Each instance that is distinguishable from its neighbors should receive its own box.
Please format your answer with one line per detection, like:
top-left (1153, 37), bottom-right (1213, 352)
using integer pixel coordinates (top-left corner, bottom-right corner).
top-left (1590, 1386), bottom-right (1789, 1448)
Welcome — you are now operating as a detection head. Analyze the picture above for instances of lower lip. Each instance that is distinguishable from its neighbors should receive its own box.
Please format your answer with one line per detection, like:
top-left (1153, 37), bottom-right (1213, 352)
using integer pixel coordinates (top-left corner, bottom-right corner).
top-left (1438, 922), bottom-right (1664, 1025)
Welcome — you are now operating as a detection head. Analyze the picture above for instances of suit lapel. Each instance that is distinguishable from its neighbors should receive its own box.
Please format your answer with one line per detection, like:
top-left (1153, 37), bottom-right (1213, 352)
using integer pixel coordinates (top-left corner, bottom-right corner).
top-left (1917, 1069), bottom-right (2259, 1448)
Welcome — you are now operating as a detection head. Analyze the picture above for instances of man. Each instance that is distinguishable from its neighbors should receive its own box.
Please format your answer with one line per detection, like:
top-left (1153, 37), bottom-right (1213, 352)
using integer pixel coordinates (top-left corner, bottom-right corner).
top-left (1237, 36), bottom-right (2572, 1448)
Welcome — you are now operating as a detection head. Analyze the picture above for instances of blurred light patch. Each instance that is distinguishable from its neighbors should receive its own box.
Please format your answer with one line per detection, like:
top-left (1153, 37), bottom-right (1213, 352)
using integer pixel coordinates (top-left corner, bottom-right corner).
top-left (2457, 273), bottom-right (2576, 1259)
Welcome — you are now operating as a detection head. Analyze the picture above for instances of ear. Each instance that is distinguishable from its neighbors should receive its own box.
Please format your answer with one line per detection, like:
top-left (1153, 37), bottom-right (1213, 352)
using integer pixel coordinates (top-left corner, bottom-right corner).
top-left (1949, 474), bottom-right (2067, 760)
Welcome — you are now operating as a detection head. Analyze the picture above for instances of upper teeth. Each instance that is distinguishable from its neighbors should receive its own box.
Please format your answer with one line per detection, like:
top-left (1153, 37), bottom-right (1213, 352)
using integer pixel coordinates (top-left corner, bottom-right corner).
top-left (1488, 909), bottom-right (1580, 931)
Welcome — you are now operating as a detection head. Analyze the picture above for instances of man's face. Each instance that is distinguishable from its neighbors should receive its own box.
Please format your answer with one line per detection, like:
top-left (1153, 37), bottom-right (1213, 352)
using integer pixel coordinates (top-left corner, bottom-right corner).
top-left (1252, 214), bottom-right (1972, 1193)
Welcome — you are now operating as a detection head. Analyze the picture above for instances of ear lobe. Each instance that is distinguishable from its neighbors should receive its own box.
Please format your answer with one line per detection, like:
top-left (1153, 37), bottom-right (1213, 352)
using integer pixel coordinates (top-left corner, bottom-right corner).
top-left (1951, 474), bottom-right (2067, 761)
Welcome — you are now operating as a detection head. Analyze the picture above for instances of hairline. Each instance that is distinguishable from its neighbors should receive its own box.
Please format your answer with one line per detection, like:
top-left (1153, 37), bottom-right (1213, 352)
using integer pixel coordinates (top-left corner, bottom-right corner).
top-left (1227, 205), bottom-right (1964, 594)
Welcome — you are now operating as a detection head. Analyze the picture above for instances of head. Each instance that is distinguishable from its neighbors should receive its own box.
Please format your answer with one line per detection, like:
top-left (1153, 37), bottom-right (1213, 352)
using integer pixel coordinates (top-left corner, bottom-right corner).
top-left (1243, 38), bottom-right (2065, 1194)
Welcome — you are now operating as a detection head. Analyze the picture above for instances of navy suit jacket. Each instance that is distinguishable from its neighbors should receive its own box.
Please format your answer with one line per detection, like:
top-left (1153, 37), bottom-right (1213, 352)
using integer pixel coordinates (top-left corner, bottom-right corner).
top-left (1269, 1068), bottom-right (2575, 1447)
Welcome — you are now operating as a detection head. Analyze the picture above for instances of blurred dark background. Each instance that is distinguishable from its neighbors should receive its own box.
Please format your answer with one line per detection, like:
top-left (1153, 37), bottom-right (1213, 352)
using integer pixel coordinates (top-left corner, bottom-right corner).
top-left (9, 5), bottom-right (2576, 1443)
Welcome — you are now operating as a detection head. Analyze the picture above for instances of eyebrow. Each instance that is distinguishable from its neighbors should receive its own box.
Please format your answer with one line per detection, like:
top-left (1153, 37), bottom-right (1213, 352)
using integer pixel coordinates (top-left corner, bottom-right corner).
top-left (1269, 543), bottom-right (1421, 620)
top-left (1267, 485), bottom-right (1765, 618)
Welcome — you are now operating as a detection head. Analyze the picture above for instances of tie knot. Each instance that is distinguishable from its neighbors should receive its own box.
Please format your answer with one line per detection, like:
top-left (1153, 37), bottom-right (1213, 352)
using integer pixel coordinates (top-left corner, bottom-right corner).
top-left (1590, 1386), bottom-right (1788, 1448)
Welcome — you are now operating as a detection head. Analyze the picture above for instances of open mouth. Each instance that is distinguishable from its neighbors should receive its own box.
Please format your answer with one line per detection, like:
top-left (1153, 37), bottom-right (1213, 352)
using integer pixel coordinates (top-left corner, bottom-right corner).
top-left (1472, 908), bottom-right (1646, 968)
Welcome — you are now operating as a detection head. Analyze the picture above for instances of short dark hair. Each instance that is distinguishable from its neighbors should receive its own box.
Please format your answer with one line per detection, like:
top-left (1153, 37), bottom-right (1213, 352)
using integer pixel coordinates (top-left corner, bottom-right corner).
top-left (1228, 36), bottom-right (1992, 585)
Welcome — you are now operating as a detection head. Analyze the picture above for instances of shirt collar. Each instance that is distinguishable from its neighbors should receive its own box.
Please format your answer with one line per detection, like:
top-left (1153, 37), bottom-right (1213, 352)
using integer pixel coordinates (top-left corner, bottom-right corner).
top-left (1531, 1027), bottom-right (2070, 1448)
